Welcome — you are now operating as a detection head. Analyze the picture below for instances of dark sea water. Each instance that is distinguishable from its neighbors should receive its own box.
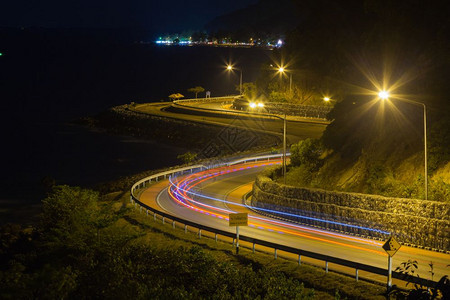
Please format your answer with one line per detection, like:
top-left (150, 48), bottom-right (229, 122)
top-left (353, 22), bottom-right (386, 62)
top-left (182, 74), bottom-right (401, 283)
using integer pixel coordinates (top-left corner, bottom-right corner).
top-left (0, 32), bottom-right (272, 211)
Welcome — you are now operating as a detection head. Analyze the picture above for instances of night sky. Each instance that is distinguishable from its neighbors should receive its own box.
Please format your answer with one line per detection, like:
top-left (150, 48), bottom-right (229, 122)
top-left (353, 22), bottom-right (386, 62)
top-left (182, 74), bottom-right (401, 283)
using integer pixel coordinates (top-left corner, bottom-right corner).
top-left (0, 0), bottom-right (258, 33)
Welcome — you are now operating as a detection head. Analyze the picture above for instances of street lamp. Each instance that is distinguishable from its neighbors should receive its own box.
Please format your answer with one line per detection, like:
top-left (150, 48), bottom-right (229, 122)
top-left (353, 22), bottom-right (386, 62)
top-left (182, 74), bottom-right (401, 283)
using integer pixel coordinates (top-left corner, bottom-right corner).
top-left (278, 67), bottom-right (292, 93)
top-left (249, 102), bottom-right (287, 184)
top-left (378, 90), bottom-right (389, 100)
top-left (379, 91), bottom-right (428, 200)
top-left (226, 65), bottom-right (243, 95)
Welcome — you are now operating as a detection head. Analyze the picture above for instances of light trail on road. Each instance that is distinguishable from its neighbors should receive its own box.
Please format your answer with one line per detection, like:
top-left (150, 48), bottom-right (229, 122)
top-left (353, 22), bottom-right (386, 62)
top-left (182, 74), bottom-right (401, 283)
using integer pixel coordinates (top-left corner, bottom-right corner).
top-left (133, 100), bottom-right (450, 282)
top-left (138, 160), bottom-right (449, 282)
top-left (168, 161), bottom-right (386, 255)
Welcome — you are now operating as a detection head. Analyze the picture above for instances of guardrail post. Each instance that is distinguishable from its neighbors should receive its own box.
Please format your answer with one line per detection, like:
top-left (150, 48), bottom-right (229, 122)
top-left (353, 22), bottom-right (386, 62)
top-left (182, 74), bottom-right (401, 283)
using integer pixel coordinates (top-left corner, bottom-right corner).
top-left (184, 225), bottom-right (187, 233)
top-left (274, 249), bottom-right (277, 259)
top-left (139, 206), bottom-right (142, 213)
top-left (198, 229), bottom-right (202, 239)
top-left (146, 210), bottom-right (148, 216)
top-left (325, 261), bottom-right (329, 273)
top-left (355, 268), bottom-right (359, 282)
top-left (153, 212), bottom-right (156, 221)
top-left (172, 221), bottom-right (175, 229)
top-left (232, 238), bottom-right (235, 247)
top-left (298, 254), bottom-right (302, 265)
top-left (252, 243), bottom-right (255, 253)
top-left (162, 217), bottom-right (165, 224)
top-left (215, 233), bottom-right (217, 242)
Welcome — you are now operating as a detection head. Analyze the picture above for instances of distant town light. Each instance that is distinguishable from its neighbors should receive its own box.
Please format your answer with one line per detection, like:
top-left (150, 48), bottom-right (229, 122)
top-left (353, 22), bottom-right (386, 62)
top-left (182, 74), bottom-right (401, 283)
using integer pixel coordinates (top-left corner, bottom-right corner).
top-left (227, 65), bottom-right (233, 70)
top-left (324, 97), bottom-right (330, 102)
top-left (278, 67), bottom-right (285, 73)
top-left (257, 102), bottom-right (264, 108)
top-left (249, 102), bottom-right (257, 108)
top-left (155, 40), bottom-right (173, 44)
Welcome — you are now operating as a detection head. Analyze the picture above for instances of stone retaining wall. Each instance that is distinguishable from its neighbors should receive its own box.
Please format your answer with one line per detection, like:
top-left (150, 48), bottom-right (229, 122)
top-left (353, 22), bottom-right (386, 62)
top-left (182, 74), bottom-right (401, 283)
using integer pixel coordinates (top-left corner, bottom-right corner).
top-left (251, 168), bottom-right (450, 251)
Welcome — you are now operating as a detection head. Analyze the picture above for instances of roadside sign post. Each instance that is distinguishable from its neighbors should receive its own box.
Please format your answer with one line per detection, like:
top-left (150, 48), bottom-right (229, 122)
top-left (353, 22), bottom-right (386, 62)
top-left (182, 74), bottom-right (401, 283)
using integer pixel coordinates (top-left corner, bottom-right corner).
top-left (382, 236), bottom-right (401, 292)
top-left (236, 225), bottom-right (240, 254)
top-left (387, 255), bottom-right (392, 291)
top-left (229, 213), bottom-right (248, 255)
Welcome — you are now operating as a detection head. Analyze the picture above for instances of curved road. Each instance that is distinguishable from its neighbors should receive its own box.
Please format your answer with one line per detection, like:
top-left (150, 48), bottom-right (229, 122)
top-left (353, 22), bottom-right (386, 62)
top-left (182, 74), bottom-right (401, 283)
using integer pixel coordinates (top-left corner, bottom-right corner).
top-left (133, 102), bottom-right (327, 144)
top-left (138, 161), bottom-right (450, 285)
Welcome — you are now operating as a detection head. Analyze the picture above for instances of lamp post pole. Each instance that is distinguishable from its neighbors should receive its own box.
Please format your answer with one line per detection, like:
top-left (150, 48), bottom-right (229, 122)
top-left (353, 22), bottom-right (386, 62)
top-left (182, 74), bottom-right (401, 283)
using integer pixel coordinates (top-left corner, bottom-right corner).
top-left (398, 100), bottom-right (427, 199)
top-left (283, 112), bottom-right (287, 184)
top-left (289, 73), bottom-right (292, 93)
top-left (239, 69), bottom-right (243, 95)
top-left (248, 105), bottom-right (287, 183)
top-left (265, 112), bottom-right (287, 184)
top-left (423, 103), bottom-right (428, 200)
top-left (379, 92), bottom-right (428, 199)
top-left (226, 65), bottom-right (243, 95)
top-left (264, 112), bottom-right (288, 183)
top-left (278, 67), bottom-right (292, 94)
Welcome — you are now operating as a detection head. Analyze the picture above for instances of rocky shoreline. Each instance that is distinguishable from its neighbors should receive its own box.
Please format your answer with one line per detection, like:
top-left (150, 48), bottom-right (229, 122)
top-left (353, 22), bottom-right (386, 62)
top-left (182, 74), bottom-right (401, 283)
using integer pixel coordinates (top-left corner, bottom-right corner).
top-left (80, 104), bottom-right (282, 157)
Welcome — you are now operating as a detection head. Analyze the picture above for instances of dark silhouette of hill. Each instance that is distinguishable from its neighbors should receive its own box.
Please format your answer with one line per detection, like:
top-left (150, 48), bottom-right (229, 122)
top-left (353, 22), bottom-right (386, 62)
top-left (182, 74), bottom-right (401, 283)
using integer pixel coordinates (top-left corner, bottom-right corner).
top-left (204, 0), bottom-right (299, 37)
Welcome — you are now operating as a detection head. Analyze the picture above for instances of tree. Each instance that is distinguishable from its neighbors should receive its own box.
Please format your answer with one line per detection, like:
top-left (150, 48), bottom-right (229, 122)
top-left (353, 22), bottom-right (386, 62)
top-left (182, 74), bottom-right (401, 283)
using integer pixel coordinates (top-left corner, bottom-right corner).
top-left (40, 185), bottom-right (98, 248)
top-left (290, 138), bottom-right (322, 171)
top-left (293, 79), bottom-right (316, 104)
top-left (187, 86), bottom-right (205, 99)
top-left (240, 82), bottom-right (257, 100)
top-left (168, 93), bottom-right (184, 101)
top-left (177, 151), bottom-right (197, 164)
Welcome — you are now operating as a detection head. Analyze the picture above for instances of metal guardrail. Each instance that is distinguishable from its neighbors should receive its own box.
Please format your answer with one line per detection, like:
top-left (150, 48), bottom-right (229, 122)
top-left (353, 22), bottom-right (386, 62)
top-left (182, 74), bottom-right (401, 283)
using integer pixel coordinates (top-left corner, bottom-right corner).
top-left (131, 164), bottom-right (207, 192)
top-left (130, 154), bottom-right (438, 289)
top-left (227, 154), bottom-right (285, 166)
top-left (174, 96), bottom-right (236, 105)
top-left (171, 97), bottom-right (330, 124)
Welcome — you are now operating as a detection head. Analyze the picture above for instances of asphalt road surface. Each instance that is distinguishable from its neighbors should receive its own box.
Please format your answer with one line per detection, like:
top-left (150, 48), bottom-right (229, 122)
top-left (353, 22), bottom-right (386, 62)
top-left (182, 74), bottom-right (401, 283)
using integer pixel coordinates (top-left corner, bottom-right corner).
top-left (139, 161), bottom-right (450, 286)
top-left (133, 100), bottom-right (449, 285)
top-left (133, 102), bottom-right (326, 144)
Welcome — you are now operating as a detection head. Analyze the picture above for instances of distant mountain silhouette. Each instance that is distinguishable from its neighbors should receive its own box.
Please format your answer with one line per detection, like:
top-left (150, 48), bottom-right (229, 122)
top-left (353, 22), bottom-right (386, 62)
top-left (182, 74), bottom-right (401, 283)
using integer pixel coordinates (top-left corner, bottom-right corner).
top-left (204, 0), bottom-right (300, 37)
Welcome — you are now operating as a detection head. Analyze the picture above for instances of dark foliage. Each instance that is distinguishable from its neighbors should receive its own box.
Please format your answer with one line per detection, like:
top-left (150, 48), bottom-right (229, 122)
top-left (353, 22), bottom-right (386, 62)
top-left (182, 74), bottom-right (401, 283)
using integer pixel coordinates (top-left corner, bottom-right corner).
top-left (389, 260), bottom-right (450, 299)
top-left (0, 186), bottom-right (315, 299)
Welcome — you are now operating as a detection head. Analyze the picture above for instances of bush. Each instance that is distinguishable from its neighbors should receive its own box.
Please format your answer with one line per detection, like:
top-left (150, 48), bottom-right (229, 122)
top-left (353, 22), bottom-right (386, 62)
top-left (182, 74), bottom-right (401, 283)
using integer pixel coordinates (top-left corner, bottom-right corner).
top-left (290, 138), bottom-right (322, 171)
top-left (0, 185), bottom-right (317, 299)
top-left (177, 151), bottom-right (198, 164)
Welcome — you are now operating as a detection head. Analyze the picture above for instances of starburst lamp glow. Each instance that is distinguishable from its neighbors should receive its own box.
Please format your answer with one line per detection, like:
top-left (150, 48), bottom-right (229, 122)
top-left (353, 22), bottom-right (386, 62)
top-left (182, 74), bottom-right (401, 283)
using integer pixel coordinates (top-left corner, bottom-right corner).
top-left (378, 90), bottom-right (390, 100)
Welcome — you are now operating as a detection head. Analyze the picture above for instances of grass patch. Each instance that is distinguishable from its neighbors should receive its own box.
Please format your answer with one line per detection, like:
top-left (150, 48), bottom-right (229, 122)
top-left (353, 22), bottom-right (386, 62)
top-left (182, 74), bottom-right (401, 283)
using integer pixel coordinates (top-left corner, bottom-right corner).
top-left (114, 192), bottom-right (386, 299)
